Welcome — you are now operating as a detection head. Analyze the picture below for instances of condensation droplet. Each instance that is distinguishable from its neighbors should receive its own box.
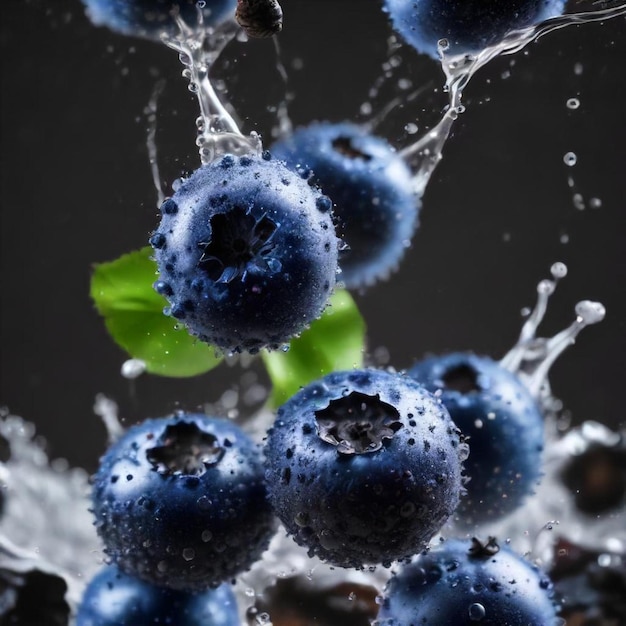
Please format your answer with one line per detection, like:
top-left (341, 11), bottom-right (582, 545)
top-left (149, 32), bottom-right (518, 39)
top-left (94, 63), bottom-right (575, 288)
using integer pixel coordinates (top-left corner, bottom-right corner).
top-left (551, 262), bottom-right (568, 279)
top-left (573, 193), bottom-right (585, 211)
top-left (468, 602), bottom-right (486, 621)
top-left (563, 152), bottom-right (577, 167)
top-left (121, 358), bottom-right (146, 379)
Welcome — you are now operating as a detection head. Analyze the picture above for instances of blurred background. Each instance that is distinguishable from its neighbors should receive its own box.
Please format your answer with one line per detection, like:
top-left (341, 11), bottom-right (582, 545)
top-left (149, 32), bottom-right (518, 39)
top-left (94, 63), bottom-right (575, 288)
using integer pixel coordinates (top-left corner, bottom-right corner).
top-left (1, 0), bottom-right (625, 472)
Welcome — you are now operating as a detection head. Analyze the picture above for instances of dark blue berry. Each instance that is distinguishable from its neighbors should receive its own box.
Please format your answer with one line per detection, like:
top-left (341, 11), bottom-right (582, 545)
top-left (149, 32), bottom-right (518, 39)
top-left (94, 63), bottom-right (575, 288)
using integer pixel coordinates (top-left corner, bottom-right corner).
top-left (82, 0), bottom-right (238, 40)
top-left (408, 353), bottom-right (544, 527)
top-left (150, 154), bottom-right (339, 353)
top-left (377, 537), bottom-right (559, 625)
top-left (76, 565), bottom-right (238, 626)
top-left (264, 369), bottom-right (465, 568)
top-left (384, 0), bottom-right (566, 59)
top-left (273, 122), bottom-right (417, 289)
top-left (91, 413), bottom-right (276, 591)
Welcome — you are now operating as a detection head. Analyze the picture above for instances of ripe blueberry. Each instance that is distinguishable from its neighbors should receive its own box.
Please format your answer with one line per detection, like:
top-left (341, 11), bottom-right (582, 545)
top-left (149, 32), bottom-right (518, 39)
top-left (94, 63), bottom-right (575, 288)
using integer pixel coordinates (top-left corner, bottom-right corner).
top-left (76, 565), bottom-right (239, 625)
top-left (377, 537), bottom-right (559, 625)
top-left (91, 412), bottom-right (276, 591)
top-left (264, 369), bottom-right (466, 568)
top-left (384, 0), bottom-right (566, 59)
top-left (150, 153), bottom-right (339, 353)
top-left (273, 122), bottom-right (418, 289)
top-left (408, 353), bottom-right (544, 527)
top-left (82, 0), bottom-right (238, 40)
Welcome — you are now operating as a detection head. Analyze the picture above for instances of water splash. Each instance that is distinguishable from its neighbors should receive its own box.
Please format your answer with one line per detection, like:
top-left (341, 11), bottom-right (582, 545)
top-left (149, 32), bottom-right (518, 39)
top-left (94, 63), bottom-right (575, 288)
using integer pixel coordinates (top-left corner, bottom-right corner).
top-left (0, 412), bottom-right (102, 613)
top-left (144, 78), bottom-right (166, 207)
top-left (92, 393), bottom-right (125, 444)
top-left (400, 3), bottom-right (626, 194)
top-left (484, 420), bottom-right (626, 568)
top-left (162, 16), bottom-right (261, 164)
top-left (499, 262), bottom-right (605, 402)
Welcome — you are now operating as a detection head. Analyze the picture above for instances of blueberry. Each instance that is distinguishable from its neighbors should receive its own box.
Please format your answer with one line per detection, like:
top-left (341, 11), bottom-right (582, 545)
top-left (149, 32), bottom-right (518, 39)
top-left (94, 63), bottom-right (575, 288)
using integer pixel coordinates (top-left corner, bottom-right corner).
top-left (377, 537), bottom-right (559, 625)
top-left (82, 0), bottom-right (237, 40)
top-left (150, 154), bottom-right (339, 353)
top-left (76, 565), bottom-right (239, 625)
top-left (273, 122), bottom-right (418, 289)
top-left (264, 369), bottom-right (466, 568)
top-left (384, 0), bottom-right (566, 59)
top-left (408, 353), bottom-right (544, 526)
top-left (91, 412), bottom-right (276, 591)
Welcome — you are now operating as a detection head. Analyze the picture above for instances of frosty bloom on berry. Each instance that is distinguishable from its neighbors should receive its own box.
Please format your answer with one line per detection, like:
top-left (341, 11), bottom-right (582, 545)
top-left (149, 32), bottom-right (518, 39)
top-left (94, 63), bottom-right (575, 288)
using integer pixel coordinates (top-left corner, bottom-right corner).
top-left (91, 413), bottom-right (276, 591)
top-left (151, 154), bottom-right (339, 353)
top-left (264, 369), bottom-right (467, 569)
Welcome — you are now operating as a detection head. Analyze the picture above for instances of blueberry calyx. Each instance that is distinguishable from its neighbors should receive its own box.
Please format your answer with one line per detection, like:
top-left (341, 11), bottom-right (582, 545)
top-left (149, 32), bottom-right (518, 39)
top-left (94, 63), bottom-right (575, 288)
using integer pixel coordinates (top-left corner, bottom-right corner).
top-left (331, 136), bottom-right (372, 162)
top-left (198, 207), bottom-right (278, 283)
top-left (468, 536), bottom-right (500, 559)
top-left (314, 391), bottom-right (403, 455)
top-left (441, 363), bottom-right (480, 394)
top-left (146, 421), bottom-right (225, 476)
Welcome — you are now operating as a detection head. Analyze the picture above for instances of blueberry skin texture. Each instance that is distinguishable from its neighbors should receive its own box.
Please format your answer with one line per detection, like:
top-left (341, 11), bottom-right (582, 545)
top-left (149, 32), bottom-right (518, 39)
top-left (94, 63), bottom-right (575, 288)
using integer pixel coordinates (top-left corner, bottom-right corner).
top-left (151, 154), bottom-right (338, 353)
top-left (409, 353), bottom-right (544, 527)
top-left (377, 539), bottom-right (558, 625)
top-left (384, 0), bottom-right (566, 59)
top-left (82, 0), bottom-right (238, 40)
top-left (265, 369), bottom-right (465, 568)
top-left (272, 122), bottom-right (418, 289)
top-left (91, 413), bottom-right (276, 591)
top-left (76, 565), bottom-right (238, 626)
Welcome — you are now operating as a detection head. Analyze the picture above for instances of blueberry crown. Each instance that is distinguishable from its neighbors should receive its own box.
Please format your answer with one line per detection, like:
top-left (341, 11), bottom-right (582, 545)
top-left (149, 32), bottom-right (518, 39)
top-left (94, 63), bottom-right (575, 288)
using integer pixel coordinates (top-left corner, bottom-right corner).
top-left (198, 206), bottom-right (278, 283)
top-left (442, 363), bottom-right (481, 394)
top-left (468, 536), bottom-right (501, 559)
top-left (314, 391), bottom-right (403, 455)
top-left (146, 421), bottom-right (225, 476)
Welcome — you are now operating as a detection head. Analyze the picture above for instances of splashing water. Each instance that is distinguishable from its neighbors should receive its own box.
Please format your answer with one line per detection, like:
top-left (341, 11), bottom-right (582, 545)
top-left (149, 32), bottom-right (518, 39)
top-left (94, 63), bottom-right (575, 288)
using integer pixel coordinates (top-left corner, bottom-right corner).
top-left (0, 411), bottom-right (102, 612)
top-left (162, 15), bottom-right (262, 164)
top-left (400, 2), bottom-right (626, 195)
top-left (2, 2), bottom-right (625, 624)
top-left (499, 262), bottom-right (605, 404)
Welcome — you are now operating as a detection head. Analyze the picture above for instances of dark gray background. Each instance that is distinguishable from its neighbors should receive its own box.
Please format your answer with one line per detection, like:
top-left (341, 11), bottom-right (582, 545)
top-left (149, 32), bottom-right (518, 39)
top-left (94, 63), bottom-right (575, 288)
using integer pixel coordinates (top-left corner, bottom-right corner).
top-left (1, 0), bottom-right (625, 472)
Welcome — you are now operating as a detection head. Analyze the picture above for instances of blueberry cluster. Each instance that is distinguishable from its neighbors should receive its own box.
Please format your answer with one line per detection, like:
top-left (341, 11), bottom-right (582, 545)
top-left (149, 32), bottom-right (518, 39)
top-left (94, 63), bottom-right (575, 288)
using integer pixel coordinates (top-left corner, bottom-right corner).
top-left (72, 0), bottom-right (592, 623)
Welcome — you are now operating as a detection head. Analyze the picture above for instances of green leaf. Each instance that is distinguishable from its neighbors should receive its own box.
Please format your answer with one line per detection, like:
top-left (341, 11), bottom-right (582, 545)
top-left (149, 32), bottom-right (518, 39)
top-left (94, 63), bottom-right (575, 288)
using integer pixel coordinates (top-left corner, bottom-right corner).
top-left (261, 290), bottom-right (366, 407)
top-left (91, 247), bottom-right (223, 377)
